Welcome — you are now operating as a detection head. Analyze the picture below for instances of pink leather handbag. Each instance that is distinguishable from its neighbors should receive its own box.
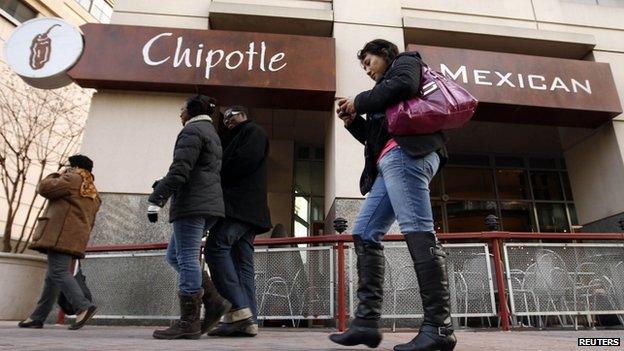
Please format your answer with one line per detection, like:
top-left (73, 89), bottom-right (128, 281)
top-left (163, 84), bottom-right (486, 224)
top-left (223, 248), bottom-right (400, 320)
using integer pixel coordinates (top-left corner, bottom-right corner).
top-left (386, 63), bottom-right (478, 135)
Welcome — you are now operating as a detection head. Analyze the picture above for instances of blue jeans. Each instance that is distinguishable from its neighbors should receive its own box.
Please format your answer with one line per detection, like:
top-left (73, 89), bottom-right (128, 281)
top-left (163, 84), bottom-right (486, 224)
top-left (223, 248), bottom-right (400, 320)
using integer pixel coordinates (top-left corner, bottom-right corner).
top-left (167, 216), bottom-right (218, 294)
top-left (205, 218), bottom-right (257, 320)
top-left (352, 148), bottom-right (440, 245)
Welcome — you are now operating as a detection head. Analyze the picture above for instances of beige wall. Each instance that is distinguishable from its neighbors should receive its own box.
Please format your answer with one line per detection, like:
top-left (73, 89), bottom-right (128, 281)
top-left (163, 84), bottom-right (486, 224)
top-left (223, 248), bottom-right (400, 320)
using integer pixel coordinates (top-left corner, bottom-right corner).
top-left (80, 91), bottom-right (186, 193)
top-left (326, 15), bottom-right (405, 207)
top-left (562, 124), bottom-right (624, 224)
top-left (112, 0), bottom-right (210, 29)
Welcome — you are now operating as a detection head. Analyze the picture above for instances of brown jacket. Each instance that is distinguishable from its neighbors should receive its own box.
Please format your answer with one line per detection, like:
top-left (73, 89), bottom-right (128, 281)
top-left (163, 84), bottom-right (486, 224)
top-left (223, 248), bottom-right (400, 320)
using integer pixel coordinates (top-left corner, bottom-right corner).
top-left (29, 170), bottom-right (101, 258)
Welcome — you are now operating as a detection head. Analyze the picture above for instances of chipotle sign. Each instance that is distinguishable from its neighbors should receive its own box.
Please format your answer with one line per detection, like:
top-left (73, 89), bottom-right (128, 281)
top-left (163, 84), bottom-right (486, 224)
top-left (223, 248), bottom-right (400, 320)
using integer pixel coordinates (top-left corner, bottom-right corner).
top-left (4, 18), bottom-right (83, 89)
top-left (68, 24), bottom-right (335, 109)
top-left (409, 45), bottom-right (622, 127)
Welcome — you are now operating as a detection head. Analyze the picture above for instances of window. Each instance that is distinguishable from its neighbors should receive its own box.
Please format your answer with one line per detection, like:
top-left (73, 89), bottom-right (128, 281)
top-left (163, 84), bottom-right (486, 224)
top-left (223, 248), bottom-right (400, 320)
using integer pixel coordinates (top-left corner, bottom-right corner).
top-left (562, 0), bottom-right (624, 7)
top-left (431, 154), bottom-right (576, 233)
top-left (530, 171), bottom-right (564, 200)
top-left (446, 200), bottom-right (497, 232)
top-left (0, 0), bottom-right (36, 24)
top-left (443, 168), bottom-right (495, 199)
top-left (74, 0), bottom-right (113, 23)
top-left (293, 145), bottom-right (324, 237)
top-left (496, 169), bottom-right (529, 199)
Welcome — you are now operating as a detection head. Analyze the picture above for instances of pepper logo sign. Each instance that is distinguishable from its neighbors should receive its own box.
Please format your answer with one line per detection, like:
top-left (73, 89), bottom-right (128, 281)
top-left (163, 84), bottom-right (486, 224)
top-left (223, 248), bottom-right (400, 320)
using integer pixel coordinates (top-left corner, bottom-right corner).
top-left (4, 18), bottom-right (83, 89)
top-left (30, 24), bottom-right (61, 70)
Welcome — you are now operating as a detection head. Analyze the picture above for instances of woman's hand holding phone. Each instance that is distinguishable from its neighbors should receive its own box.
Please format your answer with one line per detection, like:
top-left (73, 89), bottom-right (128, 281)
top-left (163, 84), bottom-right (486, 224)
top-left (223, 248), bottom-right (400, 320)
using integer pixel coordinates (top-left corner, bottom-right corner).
top-left (336, 98), bottom-right (356, 127)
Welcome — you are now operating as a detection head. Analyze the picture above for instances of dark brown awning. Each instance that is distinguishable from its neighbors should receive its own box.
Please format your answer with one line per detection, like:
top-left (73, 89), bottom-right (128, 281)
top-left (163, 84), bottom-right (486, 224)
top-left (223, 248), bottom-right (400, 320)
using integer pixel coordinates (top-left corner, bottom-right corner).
top-left (68, 24), bottom-right (336, 110)
top-left (409, 44), bottom-right (622, 128)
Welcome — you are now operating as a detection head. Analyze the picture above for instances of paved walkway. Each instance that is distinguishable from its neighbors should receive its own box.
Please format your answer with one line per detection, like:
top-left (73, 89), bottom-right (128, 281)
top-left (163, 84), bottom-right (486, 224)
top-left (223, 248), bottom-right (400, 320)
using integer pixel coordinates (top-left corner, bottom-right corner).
top-left (0, 322), bottom-right (622, 350)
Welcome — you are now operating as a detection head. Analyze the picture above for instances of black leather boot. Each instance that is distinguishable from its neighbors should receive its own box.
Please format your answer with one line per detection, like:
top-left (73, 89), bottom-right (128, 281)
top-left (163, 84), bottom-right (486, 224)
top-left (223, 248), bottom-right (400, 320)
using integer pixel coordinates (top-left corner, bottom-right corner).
top-left (153, 290), bottom-right (203, 340)
top-left (329, 237), bottom-right (384, 348)
top-left (200, 271), bottom-right (232, 334)
top-left (394, 232), bottom-right (456, 351)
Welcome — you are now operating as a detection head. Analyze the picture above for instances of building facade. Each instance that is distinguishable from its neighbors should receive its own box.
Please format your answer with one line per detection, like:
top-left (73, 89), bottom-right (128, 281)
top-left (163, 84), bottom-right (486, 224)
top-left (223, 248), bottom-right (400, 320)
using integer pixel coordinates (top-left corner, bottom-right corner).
top-left (0, 0), bottom-right (112, 248)
top-left (72, 0), bottom-right (624, 249)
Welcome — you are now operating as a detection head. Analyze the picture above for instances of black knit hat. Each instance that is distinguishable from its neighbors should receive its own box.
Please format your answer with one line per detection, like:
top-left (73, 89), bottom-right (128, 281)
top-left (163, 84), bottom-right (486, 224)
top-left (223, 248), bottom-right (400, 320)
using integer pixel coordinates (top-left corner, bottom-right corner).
top-left (68, 154), bottom-right (93, 172)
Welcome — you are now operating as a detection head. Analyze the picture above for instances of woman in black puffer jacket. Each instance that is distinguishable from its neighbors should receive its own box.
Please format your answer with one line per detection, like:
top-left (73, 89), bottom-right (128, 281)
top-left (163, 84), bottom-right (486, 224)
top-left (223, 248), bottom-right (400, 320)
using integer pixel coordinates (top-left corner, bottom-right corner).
top-left (329, 39), bottom-right (456, 351)
top-left (148, 95), bottom-right (229, 340)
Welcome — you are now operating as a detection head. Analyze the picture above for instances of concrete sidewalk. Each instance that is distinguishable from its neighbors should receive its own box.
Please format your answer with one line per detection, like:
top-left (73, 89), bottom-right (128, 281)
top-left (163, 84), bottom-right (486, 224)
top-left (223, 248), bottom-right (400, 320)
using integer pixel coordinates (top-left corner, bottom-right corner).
top-left (0, 322), bottom-right (621, 350)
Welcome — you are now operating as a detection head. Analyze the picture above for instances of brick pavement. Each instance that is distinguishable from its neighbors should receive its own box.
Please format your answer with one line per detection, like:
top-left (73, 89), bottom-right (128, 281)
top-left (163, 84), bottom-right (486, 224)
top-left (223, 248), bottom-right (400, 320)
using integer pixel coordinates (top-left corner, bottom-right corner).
top-left (0, 322), bottom-right (622, 351)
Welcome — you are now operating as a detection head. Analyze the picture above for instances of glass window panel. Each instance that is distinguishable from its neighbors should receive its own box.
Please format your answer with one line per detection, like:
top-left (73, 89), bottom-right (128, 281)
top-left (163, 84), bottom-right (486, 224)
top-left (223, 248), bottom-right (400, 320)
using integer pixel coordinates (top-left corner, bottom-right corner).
top-left (495, 156), bottom-right (524, 168)
top-left (1, 0), bottom-right (36, 22)
top-left (293, 196), bottom-right (309, 236)
top-left (77, 0), bottom-right (91, 10)
top-left (430, 171), bottom-right (441, 197)
top-left (91, 0), bottom-right (112, 23)
top-left (297, 146), bottom-right (310, 159)
top-left (310, 197), bottom-right (324, 222)
top-left (92, 0), bottom-right (105, 9)
top-left (495, 169), bottom-right (529, 199)
top-left (568, 204), bottom-right (579, 226)
top-left (294, 221), bottom-right (308, 237)
top-left (500, 202), bottom-right (535, 232)
top-left (294, 160), bottom-right (324, 196)
top-left (446, 200), bottom-right (498, 232)
top-left (444, 168), bottom-right (495, 199)
top-left (561, 172), bottom-right (573, 201)
top-left (432, 202), bottom-right (444, 233)
top-left (536, 203), bottom-right (570, 232)
top-left (562, 0), bottom-right (599, 4)
top-left (598, 0), bottom-right (624, 7)
top-left (447, 154), bottom-right (490, 167)
top-left (530, 171), bottom-right (564, 200)
top-left (314, 147), bottom-right (324, 160)
top-left (529, 157), bottom-right (557, 169)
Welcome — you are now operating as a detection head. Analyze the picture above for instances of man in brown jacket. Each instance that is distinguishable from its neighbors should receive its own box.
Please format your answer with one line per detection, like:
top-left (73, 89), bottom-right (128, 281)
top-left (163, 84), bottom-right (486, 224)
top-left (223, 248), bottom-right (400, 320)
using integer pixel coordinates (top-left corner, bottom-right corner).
top-left (18, 155), bottom-right (100, 330)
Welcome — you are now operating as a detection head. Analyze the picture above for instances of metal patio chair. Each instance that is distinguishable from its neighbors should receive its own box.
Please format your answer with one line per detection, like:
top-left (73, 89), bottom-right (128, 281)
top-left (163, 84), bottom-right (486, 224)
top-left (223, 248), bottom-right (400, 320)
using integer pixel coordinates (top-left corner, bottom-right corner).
top-left (455, 255), bottom-right (492, 327)
top-left (391, 264), bottom-right (420, 331)
top-left (258, 268), bottom-right (303, 327)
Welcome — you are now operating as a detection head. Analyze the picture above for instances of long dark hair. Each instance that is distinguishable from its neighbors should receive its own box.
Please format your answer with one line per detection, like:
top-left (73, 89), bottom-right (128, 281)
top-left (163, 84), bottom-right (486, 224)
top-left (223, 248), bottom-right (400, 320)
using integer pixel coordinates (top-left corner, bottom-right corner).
top-left (357, 39), bottom-right (399, 66)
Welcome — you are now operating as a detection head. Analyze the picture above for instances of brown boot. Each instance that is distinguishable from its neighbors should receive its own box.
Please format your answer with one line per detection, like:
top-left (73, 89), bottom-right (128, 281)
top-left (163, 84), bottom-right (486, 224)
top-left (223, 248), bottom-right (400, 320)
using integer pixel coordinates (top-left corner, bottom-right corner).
top-left (200, 271), bottom-right (231, 334)
top-left (153, 290), bottom-right (203, 340)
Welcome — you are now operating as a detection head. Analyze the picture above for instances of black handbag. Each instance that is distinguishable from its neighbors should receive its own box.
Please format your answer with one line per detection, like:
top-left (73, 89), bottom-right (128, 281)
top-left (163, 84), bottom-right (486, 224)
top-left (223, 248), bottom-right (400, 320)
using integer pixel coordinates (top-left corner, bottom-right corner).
top-left (57, 260), bottom-right (93, 315)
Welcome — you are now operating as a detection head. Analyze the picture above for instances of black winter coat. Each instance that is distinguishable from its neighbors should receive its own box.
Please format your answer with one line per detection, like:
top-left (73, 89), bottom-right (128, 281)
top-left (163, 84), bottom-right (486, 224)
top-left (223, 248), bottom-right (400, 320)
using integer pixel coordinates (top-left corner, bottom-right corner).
top-left (348, 51), bottom-right (448, 195)
top-left (149, 117), bottom-right (225, 222)
top-left (221, 120), bottom-right (271, 233)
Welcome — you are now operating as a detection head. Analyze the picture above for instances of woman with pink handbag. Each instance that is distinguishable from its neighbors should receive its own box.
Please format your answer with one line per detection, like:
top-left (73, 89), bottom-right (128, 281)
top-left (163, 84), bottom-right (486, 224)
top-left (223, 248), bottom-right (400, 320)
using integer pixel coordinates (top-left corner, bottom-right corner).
top-left (329, 39), bottom-right (456, 351)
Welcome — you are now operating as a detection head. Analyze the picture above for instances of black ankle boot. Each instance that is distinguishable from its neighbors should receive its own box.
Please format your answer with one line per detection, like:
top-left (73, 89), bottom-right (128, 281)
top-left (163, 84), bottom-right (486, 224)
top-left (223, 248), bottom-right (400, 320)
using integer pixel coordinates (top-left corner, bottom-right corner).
top-left (329, 237), bottom-right (384, 349)
top-left (393, 232), bottom-right (456, 351)
top-left (200, 271), bottom-right (231, 334)
top-left (153, 290), bottom-right (203, 340)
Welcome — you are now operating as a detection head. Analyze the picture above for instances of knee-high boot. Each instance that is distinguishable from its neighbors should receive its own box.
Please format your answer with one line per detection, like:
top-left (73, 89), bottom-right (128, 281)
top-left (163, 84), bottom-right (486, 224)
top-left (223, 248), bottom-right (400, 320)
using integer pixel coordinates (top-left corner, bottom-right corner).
top-left (329, 236), bottom-right (384, 348)
top-left (394, 232), bottom-right (456, 351)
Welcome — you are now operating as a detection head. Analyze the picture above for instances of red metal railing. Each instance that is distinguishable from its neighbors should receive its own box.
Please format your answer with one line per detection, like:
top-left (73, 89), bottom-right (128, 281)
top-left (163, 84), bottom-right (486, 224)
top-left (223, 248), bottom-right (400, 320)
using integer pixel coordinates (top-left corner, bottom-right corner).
top-left (64, 232), bottom-right (624, 331)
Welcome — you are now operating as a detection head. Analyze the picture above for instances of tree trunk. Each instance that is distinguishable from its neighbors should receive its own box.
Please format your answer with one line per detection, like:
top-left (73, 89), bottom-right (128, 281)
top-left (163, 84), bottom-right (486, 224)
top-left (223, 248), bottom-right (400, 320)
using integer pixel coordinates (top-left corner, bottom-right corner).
top-left (2, 216), bottom-right (13, 252)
